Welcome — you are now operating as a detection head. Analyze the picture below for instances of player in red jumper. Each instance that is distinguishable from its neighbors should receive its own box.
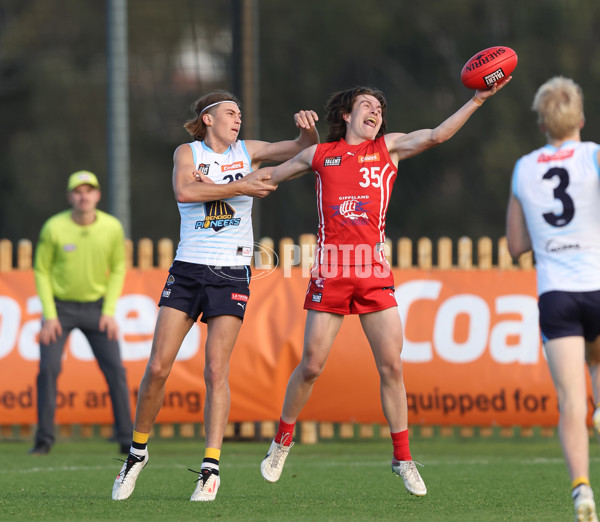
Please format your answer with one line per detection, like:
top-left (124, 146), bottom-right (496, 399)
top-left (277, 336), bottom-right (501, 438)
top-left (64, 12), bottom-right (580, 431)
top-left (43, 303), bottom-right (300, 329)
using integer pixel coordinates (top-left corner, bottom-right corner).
top-left (253, 80), bottom-right (510, 495)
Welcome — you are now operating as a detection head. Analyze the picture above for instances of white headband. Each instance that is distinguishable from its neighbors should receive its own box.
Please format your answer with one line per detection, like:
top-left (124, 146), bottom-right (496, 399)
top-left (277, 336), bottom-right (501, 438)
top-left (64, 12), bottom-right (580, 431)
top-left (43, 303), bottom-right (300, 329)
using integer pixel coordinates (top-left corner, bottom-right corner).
top-left (200, 100), bottom-right (239, 114)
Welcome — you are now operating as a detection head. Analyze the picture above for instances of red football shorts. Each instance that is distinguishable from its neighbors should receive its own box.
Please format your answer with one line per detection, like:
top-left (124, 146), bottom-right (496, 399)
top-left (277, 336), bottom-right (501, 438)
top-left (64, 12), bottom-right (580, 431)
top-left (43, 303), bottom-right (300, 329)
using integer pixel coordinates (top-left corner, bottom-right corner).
top-left (303, 263), bottom-right (397, 315)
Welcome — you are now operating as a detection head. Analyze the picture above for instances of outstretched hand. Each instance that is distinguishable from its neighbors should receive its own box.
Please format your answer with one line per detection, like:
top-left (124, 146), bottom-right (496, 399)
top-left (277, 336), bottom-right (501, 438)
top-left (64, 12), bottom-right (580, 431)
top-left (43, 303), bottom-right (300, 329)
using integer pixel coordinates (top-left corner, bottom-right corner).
top-left (193, 166), bottom-right (276, 197)
top-left (475, 76), bottom-right (512, 102)
top-left (243, 169), bottom-right (278, 198)
top-left (294, 110), bottom-right (319, 130)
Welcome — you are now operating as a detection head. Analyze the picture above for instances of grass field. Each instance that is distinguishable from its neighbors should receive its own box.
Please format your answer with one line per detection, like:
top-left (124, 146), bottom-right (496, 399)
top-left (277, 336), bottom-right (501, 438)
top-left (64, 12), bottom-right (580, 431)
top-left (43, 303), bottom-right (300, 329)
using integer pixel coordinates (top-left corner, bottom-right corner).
top-left (2, 430), bottom-right (599, 521)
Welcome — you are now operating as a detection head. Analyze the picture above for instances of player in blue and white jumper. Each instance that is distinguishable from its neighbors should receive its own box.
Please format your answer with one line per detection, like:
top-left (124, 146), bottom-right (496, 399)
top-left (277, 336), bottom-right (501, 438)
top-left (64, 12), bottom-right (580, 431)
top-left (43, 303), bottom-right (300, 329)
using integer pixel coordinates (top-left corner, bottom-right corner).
top-left (506, 76), bottom-right (600, 522)
top-left (112, 91), bottom-right (319, 502)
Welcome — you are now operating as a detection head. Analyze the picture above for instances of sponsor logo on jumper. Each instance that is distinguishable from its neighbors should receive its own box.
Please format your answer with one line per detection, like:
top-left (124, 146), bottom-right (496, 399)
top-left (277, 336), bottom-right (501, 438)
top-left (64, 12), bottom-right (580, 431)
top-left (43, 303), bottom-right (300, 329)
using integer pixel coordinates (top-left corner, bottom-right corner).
top-left (339, 195), bottom-right (369, 200)
top-left (221, 161), bottom-right (244, 172)
top-left (358, 153), bottom-right (380, 163)
top-left (331, 199), bottom-right (370, 221)
top-left (162, 289), bottom-right (171, 298)
top-left (197, 163), bottom-right (210, 176)
top-left (537, 149), bottom-right (575, 162)
top-left (483, 68), bottom-right (505, 86)
top-left (231, 293), bottom-right (249, 302)
top-left (197, 200), bottom-right (241, 231)
top-left (312, 292), bottom-right (322, 303)
top-left (166, 275), bottom-right (175, 285)
top-left (237, 246), bottom-right (252, 256)
top-left (545, 239), bottom-right (581, 253)
top-left (463, 48), bottom-right (506, 71)
top-left (237, 302), bottom-right (246, 310)
top-left (63, 244), bottom-right (76, 252)
top-left (324, 156), bottom-right (342, 166)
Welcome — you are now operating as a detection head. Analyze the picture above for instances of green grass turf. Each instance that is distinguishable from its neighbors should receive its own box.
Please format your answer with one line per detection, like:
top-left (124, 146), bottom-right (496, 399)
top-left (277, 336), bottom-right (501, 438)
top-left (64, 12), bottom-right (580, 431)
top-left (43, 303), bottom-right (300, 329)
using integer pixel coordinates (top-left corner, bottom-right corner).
top-left (1, 432), bottom-right (599, 521)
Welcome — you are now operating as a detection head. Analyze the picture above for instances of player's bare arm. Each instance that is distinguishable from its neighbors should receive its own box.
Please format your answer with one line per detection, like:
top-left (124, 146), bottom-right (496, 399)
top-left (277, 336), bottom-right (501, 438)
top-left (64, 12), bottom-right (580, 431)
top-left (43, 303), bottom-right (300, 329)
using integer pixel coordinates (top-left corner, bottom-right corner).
top-left (173, 144), bottom-right (276, 202)
top-left (506, 194), bottom-right (532, 260)
top-left (248, 144), bottom-right (318, 188)
top-left (245, 110), bottom-right (319, 168)
top-left (385, 78), bottom-right (511, 164)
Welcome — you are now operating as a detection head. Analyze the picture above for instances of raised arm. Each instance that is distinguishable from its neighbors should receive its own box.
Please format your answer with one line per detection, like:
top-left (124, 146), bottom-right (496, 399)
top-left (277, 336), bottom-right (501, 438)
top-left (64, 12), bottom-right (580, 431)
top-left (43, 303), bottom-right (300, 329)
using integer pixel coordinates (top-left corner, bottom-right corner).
top-left (247, 144), bottom-right (318, 188)
top-left (244, 110), bottom-right (319, 168)
top-left (173, 144), bottom-right (276, 203)
top-left (385, 79), bottom-right (511, 163)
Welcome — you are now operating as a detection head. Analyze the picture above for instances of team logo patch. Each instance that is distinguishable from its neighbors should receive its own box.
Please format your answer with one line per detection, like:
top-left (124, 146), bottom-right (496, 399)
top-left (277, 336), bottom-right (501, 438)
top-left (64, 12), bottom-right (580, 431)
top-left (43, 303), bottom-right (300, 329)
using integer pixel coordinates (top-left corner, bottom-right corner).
top-left (197, 200), bottom-right (241, 231)
top-left (166, 275), bottom-right (175, 285)
top-left (197, 163), bottom-right (210, 176)
top-left (231, 293), bottom-right (249, 302)
top-left (314, 277), bottom-right (325, 289)
top-left (331, 199), bottom-right (370, 220)
top-left (311, 292), bottom-right (322, 303)
top-left (237, 246), bottom-right (252, 256)
top-left (324, 156), bottom-right (342, 166)
top-left (358, 153), bottom-right (380, 163)
top-left (221, 161), bottom-right (244, 172)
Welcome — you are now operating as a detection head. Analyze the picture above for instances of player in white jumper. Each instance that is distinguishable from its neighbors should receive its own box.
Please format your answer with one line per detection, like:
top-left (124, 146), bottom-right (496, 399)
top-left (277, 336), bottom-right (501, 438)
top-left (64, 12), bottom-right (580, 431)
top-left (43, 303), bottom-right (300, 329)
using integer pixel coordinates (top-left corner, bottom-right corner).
top-left (112, 91), bottom-right (318, 502)
top-left (506, 77), bottom-right (600, 522)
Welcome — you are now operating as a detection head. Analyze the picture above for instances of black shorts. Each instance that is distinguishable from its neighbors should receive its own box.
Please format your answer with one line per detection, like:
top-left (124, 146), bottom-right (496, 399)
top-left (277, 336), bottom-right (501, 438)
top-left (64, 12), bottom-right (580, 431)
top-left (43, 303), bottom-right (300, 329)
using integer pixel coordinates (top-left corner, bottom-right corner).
top-left (538, 290), bottom-right (600, 342)
top-left (158, 261), bottom-right (251, 323)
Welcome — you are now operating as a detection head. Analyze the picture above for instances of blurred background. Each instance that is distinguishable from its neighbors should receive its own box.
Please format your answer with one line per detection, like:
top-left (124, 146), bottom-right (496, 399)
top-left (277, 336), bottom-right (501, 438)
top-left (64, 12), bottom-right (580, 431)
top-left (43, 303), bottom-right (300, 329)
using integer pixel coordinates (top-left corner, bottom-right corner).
top-left (1, 0), bottom-right (600, 261)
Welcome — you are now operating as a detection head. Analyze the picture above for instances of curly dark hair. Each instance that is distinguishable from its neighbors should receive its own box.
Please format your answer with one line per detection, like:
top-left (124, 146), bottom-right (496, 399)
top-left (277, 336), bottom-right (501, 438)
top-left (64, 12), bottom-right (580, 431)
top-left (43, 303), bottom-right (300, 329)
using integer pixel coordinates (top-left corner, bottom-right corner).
top-left (183, 91), bottom-right (242, 141)
top-left (325, 86), bottom-right (387, 142)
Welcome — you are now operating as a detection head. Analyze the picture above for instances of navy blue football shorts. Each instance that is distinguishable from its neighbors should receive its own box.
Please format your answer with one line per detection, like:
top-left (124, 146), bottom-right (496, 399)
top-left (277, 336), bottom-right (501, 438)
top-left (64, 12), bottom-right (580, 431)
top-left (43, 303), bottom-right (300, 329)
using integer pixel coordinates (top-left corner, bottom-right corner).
top-left (158, 261), bottom-right (251, 323)
top-left (538, 289), bottom-right (600, 343)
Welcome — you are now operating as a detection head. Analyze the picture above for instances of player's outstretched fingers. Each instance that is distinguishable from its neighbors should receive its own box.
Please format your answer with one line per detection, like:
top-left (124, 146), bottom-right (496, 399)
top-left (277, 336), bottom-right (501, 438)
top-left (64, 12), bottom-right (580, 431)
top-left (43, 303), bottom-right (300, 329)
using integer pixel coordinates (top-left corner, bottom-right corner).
top-left (295, 110), bottom-right (319, 129)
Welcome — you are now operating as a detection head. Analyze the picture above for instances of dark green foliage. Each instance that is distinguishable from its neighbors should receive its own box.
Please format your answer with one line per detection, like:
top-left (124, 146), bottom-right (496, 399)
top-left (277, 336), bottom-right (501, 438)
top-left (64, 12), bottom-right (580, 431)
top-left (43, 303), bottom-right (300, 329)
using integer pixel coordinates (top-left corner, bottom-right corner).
top-left (1, 0), bottom-right (600, 247)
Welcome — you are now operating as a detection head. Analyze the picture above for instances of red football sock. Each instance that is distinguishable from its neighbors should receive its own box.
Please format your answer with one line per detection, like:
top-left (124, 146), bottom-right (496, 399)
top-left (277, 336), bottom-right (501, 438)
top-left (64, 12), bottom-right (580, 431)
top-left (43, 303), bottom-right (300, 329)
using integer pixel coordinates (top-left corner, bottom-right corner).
top-left (274, 417), bottom-right (295, 445)
top-left (391, 429), bottom-right (412, 461)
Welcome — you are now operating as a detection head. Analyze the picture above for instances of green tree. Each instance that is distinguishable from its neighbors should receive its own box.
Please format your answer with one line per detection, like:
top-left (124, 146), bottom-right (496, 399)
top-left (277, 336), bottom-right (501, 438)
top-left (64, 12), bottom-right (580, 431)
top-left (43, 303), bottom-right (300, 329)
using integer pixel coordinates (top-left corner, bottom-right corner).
top-left (1, 0), bottom-right (600, 260)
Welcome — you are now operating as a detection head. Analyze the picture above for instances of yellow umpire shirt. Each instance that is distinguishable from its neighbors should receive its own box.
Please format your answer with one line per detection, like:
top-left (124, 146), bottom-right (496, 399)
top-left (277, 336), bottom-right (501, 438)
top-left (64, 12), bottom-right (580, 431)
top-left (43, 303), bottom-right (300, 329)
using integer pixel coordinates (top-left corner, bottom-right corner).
top-left (34, 209), bottom-right (126, 320)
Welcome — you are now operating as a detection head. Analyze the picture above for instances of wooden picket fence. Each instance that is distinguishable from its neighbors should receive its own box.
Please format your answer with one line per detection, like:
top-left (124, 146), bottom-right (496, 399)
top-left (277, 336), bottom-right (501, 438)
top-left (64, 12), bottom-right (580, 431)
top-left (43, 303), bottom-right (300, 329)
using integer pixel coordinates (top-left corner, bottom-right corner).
top-left (1, 235), bottom-right (551, 443)
top-left (0, 234), bottom-right (534, 272)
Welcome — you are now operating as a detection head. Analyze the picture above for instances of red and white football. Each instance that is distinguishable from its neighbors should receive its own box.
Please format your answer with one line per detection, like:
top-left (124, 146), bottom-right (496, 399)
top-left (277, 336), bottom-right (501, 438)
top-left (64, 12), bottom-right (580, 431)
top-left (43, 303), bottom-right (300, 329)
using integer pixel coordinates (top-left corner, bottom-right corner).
top-left (461, 46), bottom-right (518, 90)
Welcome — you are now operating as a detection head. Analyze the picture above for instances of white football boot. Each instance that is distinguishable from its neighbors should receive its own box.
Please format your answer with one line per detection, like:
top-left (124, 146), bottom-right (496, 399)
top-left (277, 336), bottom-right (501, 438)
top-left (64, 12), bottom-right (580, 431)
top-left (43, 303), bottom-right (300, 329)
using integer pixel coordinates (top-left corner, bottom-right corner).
top-left (112, 450), bottom-right (149, 500)
top-left (260, 434), bottom-right (294, 482)
top-left (573, 484), bottom-right (599, 522)
top-left (391, 459), bottom-right (427, 496)
top-left (190, 468), bottom-right (221, 501)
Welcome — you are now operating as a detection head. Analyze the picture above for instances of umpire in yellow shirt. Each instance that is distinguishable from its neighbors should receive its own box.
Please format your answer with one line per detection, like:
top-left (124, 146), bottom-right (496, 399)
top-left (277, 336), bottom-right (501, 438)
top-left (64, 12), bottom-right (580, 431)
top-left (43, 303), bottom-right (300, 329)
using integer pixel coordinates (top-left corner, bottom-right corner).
top-left (30, 171), bottom-right (133, 455)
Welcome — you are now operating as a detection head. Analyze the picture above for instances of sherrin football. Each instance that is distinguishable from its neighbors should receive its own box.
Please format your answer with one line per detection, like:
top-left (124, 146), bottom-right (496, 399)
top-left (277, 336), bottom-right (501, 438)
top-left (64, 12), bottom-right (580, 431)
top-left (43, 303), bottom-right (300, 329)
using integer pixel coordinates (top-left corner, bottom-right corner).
top-left (461, 46), bottom-right (518, 90)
